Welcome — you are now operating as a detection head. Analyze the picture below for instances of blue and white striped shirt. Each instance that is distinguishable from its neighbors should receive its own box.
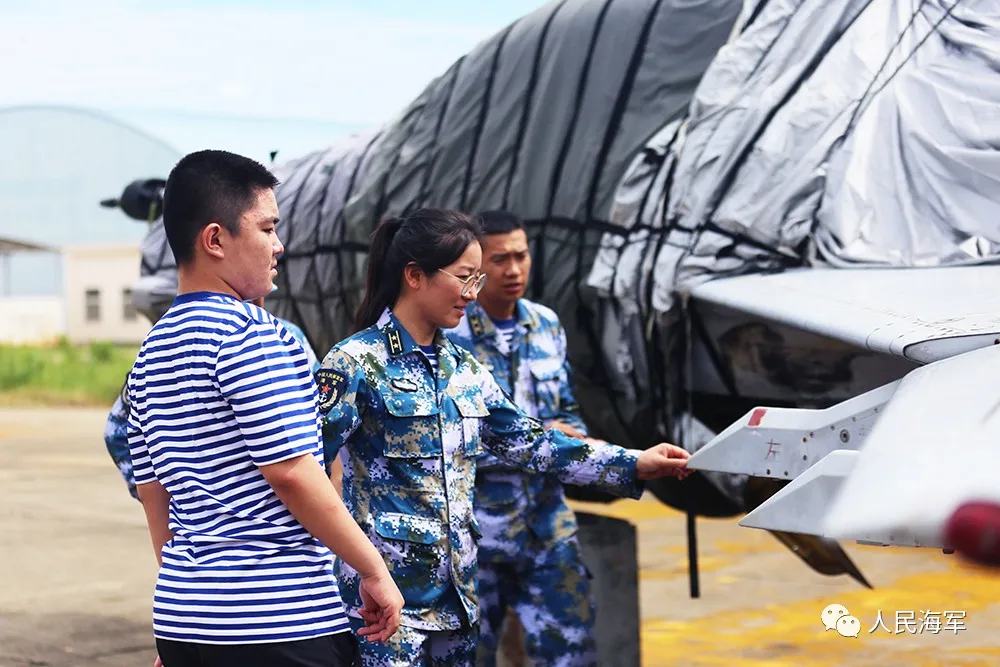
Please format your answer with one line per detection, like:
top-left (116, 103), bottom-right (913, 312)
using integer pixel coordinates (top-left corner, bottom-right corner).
top-left (490, 316), bottom-right (517, 352)
top-left (419, 343), bottom-right (438, 376)
top-left (126, 292), bottom-right (348, 644)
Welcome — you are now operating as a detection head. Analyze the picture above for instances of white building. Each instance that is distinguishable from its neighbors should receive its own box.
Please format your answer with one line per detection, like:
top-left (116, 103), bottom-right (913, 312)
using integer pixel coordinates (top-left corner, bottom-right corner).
top-left (0, 236), bottom-right (62, 343)
top-left (0, 104), bottom-right (361, 343)
top-left (62, 243), bottom-right (151, 344)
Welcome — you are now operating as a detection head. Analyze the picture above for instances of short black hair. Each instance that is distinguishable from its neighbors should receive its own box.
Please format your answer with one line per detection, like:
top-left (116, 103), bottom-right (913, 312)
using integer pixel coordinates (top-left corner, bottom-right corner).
top-left (162, 149), bottom-right (280, 265)
top-left (478, 210), bottom-right (524, 236)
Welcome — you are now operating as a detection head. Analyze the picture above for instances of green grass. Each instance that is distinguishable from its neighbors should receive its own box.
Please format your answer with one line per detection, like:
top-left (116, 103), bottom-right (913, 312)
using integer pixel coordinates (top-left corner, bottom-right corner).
top-left (0, 338), bottom-right (139, 407)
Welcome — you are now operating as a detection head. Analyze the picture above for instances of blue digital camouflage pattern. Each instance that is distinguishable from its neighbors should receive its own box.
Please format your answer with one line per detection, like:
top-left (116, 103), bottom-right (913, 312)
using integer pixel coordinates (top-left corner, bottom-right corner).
top-left (477, 539), bottom-right (596, 667)
top-left (105, 384), bottom-right (140, 500)
top-left (445, 299), bottom-right (588, 562)
top-left (103, 317), bottom-right (319, 499)
top-left (448, 300), bottom-right (587, 432)
top-left (317, 307), bottom-right (642, 651)
top-left (348, 617), bottom-right (477, 667)
top-left (446, 299), bottom-right (598, 665)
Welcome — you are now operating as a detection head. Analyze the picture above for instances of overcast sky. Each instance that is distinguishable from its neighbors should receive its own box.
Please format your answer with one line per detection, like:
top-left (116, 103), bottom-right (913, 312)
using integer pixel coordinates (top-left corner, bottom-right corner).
top-left (0, 0), bottom-right (547, 125)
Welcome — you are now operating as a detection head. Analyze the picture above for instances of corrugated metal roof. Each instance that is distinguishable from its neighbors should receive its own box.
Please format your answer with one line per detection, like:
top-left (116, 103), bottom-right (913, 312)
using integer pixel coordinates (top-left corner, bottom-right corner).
top-left (0, 236), bottom-right (55, 253)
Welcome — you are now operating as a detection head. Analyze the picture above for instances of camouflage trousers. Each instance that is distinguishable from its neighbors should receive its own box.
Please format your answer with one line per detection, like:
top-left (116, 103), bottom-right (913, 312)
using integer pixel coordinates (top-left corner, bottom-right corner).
top-left (348, 617), bottom-right (477, 667)
top-left (476, 538), bottom-right (598, 667)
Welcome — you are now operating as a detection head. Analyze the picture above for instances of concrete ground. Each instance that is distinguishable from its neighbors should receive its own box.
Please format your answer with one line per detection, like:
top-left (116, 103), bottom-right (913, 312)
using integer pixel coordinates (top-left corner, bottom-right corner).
top-left (2, 407), bottom-right (999, 667)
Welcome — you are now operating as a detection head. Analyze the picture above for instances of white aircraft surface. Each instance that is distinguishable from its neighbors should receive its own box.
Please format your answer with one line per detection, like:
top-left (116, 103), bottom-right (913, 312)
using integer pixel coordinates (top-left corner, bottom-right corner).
top-left (686, 264), bottom-right (1000, 570)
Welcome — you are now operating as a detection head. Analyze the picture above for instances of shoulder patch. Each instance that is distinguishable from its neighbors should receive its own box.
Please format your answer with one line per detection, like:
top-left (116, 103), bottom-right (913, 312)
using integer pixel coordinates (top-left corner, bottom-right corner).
top-left (315, 369), bottom-right (347, 412)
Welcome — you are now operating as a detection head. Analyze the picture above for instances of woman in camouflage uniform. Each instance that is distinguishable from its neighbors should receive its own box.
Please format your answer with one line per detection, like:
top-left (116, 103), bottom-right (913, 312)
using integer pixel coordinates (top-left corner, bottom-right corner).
top-left (316, 209), bottom-right (690, 667)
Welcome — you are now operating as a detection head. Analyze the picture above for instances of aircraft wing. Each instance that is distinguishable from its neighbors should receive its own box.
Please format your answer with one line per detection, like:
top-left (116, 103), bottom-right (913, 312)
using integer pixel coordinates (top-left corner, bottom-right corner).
top-left (823, 342), bottom-right (1000, 551)
top-left (686, 264), bottom-right (1000, 568)
top-left (689, 265), bottom-right (1000, 364)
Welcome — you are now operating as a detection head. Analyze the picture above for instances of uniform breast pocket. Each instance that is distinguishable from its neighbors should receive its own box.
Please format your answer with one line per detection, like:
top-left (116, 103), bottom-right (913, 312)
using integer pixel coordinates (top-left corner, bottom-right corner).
top-left (529, 361), bottom-right (563, 417)
top-left (452, 393), bottom-right (490, 457)
top-left (381, 390), bottom-right (443, 459)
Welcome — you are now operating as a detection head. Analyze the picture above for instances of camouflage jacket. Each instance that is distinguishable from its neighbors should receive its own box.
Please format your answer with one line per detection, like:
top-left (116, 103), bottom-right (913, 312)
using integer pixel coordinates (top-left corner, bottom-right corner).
top-left (317, 308), bottom-right (642, 631)
top-left (445, 299), bottom-right (588, 562)
top-left (104, 318), bottom-right (318, 499)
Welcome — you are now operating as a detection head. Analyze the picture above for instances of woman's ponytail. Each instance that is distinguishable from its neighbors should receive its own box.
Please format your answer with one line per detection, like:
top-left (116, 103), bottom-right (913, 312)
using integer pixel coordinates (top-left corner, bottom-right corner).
top-left (354, 216), bottom-right (404, 331)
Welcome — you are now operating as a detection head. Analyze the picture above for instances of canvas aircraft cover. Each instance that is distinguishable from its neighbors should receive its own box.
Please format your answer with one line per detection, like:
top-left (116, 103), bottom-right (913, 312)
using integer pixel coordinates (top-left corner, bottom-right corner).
top-left (133, 0), bottom-right (743, 462)
top-left (133, 0), bottom-right (1000, 510)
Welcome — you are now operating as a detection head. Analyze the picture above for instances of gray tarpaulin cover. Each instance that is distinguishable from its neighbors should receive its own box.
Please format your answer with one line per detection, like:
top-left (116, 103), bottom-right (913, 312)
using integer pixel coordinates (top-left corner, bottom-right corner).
top-left (134, 0), bottom-right (1000, 511)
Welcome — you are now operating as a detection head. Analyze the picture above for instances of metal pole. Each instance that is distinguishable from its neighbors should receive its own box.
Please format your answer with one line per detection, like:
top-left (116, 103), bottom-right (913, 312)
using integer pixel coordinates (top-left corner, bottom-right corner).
top-left (687, 510), bottom-right (700, 598)
top-left (681, 291), bottom-right (701, 599)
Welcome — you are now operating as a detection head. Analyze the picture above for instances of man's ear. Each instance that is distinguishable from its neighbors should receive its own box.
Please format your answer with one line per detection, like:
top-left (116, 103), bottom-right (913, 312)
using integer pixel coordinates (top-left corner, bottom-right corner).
top-left (402, 262), bottom-right (423, 290)
top-left (200, 223), bottom-right (225, 260)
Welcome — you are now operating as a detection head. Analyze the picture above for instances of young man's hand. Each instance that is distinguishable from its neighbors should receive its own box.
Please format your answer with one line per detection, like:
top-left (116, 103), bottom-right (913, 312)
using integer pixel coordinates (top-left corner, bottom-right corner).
top-left (356, 570), bottom-right (405, 643)
top-left (548, 420), bottom-right (585, 439)
top-left (636, 443), bottom-right (692, 480)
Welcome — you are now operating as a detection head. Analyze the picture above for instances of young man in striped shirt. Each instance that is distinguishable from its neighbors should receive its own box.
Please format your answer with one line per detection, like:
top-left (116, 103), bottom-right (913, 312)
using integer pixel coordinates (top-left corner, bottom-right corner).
top-left (125, 149), bottom-right (403, 666)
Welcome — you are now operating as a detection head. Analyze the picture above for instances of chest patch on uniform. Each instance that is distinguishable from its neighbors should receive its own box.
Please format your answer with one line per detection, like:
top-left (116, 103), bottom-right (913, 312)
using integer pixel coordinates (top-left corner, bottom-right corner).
top-left (391, 378), bottom-right (419, 393)
top-left (315, 369), bottom-right (347, 411)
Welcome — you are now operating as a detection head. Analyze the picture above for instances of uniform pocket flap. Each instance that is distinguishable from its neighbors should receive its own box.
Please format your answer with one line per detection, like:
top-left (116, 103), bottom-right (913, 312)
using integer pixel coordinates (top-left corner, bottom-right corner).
top-left (380, 387), bottom-right (439, 418)
top-left (374, 512), bottom-right (445, 545)
top-left (452, 393), bottom-right (490, 418)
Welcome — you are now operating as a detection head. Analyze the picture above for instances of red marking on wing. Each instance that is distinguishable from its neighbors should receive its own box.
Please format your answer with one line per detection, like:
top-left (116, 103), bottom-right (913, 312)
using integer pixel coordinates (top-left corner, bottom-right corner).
top-left (748, 408), bottom-right (767, 427)
top-left (945, 502), bottom-right (1000, 568)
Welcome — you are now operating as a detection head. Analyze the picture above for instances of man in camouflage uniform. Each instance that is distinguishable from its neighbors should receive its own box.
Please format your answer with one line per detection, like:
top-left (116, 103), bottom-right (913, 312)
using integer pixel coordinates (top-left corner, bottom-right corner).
top-left (317, 306), bottom-right (675, 667)
top-left (103, 295), bottom-right (319, 498)
top-left (445, 210), bottom-right (598, 667)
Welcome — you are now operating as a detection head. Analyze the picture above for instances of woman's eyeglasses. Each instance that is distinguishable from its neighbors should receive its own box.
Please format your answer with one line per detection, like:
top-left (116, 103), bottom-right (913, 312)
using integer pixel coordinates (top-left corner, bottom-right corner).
top-left (439, 270), bottom-right (487, 297)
